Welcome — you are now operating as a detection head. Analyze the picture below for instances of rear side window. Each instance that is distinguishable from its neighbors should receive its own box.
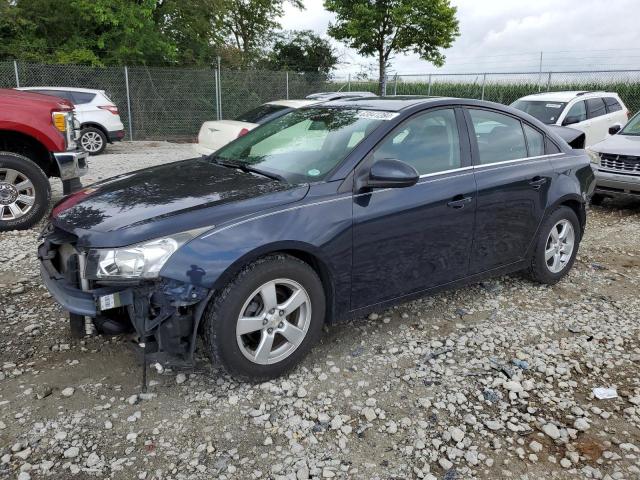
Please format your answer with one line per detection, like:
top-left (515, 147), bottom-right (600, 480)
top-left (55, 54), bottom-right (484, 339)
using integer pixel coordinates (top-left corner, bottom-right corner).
top-left (235, 104), bottom-right (290, 124)
top-left (604, 97), bottom-right (623, 113)
top-left (71, 91), bottom-right (96, 104)
top-left (586, 98), bottom-right (606, 119)
top-left (564, 101), bottom-right (587, 124)
top-left (31, 89), bottom-right (75, 103)
top-left (468, 109), bottom-right (527, 164)
top-left (523, 124), bottom-right (545, 157)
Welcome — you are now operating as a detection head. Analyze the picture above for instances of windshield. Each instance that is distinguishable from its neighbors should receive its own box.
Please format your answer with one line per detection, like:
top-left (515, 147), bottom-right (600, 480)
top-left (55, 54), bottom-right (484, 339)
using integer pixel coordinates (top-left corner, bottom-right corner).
top-left (621, 112), bottom-right (640, 135)
top-left (215, 108), bottom-right (389, 183)
top-left (235, 104), bottom-right (290, 124)
top-left (511, 100), bottom-right (567, 125)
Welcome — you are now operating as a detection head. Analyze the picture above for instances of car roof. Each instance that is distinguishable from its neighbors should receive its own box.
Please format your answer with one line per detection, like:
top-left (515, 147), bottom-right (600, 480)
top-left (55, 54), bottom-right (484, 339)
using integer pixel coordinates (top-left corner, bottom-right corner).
top-left (18, 87), bottom-right (105, 94)
top-left (314, 96), bottom-right (452, 112)
top-left (266, 99), bottom-right (320, 108)
top-left (517, 91), bottom-right (620, 102)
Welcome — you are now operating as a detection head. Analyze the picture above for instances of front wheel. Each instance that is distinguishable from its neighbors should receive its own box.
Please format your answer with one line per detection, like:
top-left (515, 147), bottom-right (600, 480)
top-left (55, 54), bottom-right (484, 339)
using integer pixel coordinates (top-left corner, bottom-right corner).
top-left (0, 152), bottom-right (51, 232)
top-left (526, 206), bottom-right (581, 285)
top-left (203, 254), bottom-right (325, 381)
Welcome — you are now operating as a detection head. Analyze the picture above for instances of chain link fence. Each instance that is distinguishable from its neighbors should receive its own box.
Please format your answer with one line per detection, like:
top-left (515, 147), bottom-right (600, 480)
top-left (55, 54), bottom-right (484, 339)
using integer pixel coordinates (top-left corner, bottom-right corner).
top-left (2, 61), bottom-right (640, 141)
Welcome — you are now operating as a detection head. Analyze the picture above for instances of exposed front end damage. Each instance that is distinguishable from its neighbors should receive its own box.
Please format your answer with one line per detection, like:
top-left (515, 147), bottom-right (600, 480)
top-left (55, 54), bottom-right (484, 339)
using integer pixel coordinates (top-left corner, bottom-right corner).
top-left (38, 225), bottom-right (212, 373)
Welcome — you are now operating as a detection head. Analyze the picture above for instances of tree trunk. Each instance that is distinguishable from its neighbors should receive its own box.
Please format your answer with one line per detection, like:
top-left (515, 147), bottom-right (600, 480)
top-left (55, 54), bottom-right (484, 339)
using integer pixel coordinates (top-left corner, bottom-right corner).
top-left (378, 50), bottom-right (387, 96)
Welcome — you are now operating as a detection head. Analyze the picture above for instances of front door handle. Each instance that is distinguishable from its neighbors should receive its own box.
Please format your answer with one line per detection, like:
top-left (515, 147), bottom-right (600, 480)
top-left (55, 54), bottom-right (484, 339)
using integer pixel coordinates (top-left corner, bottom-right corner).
top-left (447, 196), bottom-right (473, 209)
top-left (529, 176), bottom-right (548, 190)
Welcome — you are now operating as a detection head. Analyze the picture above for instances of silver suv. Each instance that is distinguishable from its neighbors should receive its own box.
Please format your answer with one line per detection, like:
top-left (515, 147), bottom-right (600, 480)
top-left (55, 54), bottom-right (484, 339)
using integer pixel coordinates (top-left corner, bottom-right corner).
top-left (588, 111), bottom-right (640, 204)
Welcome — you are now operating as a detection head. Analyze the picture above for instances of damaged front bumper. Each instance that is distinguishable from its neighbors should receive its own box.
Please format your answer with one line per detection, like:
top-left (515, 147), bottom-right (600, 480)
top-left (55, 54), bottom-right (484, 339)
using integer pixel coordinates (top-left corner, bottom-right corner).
top-left (38, 231), bottom-right (212, 368)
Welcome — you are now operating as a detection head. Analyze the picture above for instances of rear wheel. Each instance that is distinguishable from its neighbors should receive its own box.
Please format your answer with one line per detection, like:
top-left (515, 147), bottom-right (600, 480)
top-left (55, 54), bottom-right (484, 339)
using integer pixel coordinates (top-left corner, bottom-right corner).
top-left (526, 206), bottom-right (580, 285)
top-left (203, 254), bottom-right (325, 381)
top-left (0, 152), bottom-right (50, 231)
top-left (80, 127), bottom-right (107, 155)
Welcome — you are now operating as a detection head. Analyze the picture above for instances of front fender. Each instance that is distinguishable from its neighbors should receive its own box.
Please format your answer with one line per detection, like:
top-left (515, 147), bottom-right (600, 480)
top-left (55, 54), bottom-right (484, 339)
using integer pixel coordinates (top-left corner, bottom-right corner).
top-left (159, 191), bottom-right (354, 317)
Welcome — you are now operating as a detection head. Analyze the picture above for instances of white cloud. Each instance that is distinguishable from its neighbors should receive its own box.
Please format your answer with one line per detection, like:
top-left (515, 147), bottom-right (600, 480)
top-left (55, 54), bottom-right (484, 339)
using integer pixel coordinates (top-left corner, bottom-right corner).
top-left (279, 0), bottom-right (640, 76)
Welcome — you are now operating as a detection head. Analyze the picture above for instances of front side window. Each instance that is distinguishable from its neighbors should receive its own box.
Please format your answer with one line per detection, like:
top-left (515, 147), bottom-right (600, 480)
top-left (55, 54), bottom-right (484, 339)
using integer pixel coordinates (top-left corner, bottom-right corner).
top-left (564, 101), bottom-right (587, 124)
top-left (468, 109), bottom-right (527, 164)
top-left (586, 98), bottom-right (606, 119)
top-left (371, 109), bottom-right (461, 175)
top-left (235, 104), bottom-right (290, 124)
top-left (216, 108), bottom-right (388, 183)
top-left (510, 100), bottom-right (566, 125)
top-left (32, 89), bottom-right (75, 103)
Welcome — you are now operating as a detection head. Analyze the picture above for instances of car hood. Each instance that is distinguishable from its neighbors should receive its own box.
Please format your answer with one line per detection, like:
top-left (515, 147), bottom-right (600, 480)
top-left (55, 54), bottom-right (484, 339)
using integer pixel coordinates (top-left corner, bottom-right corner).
top-left (51, 157), bottom-right (309, 248)
top-left (591, 134), bottom-right (640, 156)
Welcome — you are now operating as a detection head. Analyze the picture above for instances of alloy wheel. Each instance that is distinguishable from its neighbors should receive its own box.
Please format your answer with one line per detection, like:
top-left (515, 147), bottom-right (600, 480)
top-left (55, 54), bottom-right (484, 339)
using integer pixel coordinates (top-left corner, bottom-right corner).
top-left (545, 219), bottom-right (575, 273)
top-left (81, 131), bottom-right (104, 153)
top-left (236, 278), bottom-right (311, 365)
top-left (0, 168), bottom-right (36, 221)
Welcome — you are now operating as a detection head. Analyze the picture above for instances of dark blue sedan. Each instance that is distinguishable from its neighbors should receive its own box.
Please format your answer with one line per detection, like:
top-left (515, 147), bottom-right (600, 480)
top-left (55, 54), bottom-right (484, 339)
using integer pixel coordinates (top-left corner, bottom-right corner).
top-left (39, 97), bottom-right (595, 381)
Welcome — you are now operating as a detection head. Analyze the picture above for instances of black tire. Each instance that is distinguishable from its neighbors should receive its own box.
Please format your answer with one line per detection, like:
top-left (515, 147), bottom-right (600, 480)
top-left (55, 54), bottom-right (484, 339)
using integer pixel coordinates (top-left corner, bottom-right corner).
top-left (526, 206), bottom-right (581, 285)
top-left (0, 151), bottom-right (51, 232)
top-left (79, 127), bottom-right (107, 155)
top-left (590, 193), bottom-right (606, 206)
top-left (203, 254), bottom-right (326, 382)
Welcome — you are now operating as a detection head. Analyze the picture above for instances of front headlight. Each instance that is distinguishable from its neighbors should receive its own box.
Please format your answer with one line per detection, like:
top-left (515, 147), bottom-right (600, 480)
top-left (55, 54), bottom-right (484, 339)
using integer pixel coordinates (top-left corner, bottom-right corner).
top-left (85, 228), bottom-right (209, 280)
top-left (586, 147), bottom-right (601, 165)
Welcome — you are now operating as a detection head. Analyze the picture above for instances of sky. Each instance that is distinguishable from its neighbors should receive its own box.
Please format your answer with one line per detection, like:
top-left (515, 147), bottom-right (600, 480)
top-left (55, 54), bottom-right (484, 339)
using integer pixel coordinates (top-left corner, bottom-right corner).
top-left (280, 0), bottom-right (640, 77)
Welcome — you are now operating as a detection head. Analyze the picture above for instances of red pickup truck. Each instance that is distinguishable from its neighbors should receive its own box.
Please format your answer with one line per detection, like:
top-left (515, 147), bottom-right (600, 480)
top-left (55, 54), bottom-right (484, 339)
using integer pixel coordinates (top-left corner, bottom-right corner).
top-left (0, 89), bottom-right (88, 231)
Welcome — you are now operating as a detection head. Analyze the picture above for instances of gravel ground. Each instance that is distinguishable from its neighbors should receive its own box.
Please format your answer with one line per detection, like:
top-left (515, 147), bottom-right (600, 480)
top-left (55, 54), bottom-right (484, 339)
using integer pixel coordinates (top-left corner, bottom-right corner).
top-left (1, 141), bottom-right (640, 480)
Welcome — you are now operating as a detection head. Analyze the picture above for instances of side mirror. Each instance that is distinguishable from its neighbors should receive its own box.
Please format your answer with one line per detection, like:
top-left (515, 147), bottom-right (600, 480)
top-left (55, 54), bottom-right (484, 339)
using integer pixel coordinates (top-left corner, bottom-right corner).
top-left (563, 116), bottom-right (580, 126)
top-left (609, 124), bottom-right (622, 135)
top-left (358, 158), bottom-right (419, 191)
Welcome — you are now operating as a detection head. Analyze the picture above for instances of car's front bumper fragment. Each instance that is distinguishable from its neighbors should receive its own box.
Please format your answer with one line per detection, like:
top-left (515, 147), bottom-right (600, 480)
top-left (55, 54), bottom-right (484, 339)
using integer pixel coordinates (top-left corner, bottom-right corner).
top-left (53, 150), bottom-right (89, 181)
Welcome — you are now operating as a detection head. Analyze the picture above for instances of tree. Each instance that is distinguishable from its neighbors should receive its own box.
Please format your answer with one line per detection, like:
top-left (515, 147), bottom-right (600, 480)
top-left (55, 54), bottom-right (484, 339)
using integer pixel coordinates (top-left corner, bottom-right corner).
top-left (216, 0), bottom-right (303, 67)
top-left (0, 0), bottom-right (175, 66)
top-left (267, 30), bottom-right (338, 77)
top-left (324, 0), bottom-right (460, 94)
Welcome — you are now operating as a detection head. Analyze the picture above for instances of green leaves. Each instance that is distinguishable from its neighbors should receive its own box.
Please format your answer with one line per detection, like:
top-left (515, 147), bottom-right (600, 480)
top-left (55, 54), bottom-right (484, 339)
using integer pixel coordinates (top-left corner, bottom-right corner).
top-left (267, 30), bottom-right (338, 76)
top-left (325, 0), bottom-right (460, 93)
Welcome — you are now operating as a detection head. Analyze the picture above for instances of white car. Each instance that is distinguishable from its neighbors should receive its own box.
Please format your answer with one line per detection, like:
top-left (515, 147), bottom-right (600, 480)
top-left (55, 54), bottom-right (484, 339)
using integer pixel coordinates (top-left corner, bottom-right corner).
top-left (17, 87), bottom-right (125, 155)
top-left (195, 99), bottom-right (319, 156)
top-left (511, 91), bottom-right (628, 146)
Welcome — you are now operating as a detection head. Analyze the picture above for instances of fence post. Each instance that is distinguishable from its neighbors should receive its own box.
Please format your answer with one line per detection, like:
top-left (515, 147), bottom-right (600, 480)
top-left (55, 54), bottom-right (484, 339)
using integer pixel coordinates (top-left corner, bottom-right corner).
top-left (286, 71), bottom-right (289, 100)
top-left (347, 73), bottom-right (351, 92)
top-left (428, 74), bottom-right (432, 96)
top-left (217, 56), bottom-right (222, 120)
top-left (13, 60), bottom-right (20, 88)
top-left (393, 74), bottom-right (398, 96)
top-left (214, 69), bottom-right (220, 121)
top-left (124, 66), bottom-right (133, 141)
top-left (481, 73), bottom-right (487, 100)
top-left (546, 72), bottom-right (552, 92)
top-left (538, 51), bottom-right (544, 92)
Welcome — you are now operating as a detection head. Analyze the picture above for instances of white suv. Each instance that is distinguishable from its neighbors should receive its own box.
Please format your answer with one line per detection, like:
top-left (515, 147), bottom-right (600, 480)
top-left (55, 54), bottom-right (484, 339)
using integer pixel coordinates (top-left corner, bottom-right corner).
top-left (511, 91), bottom-right (628, 146)
top-left (18, 87), bottom-right (125, 155)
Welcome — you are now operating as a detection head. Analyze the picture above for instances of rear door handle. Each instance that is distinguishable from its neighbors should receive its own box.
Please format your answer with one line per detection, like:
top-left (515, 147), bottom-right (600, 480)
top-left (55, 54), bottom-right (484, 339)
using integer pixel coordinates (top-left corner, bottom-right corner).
top-left (447, 196), bottom-right (473, 209)
top-left (529, 176), bottom-right (548, 189)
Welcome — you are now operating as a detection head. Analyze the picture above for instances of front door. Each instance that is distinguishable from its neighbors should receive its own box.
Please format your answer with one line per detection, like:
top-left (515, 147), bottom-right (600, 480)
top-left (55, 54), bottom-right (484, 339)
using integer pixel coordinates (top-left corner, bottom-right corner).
top-left (465, 107), bottom-right (554, 274)
top-left (351, 107), bottom-right (476, 310)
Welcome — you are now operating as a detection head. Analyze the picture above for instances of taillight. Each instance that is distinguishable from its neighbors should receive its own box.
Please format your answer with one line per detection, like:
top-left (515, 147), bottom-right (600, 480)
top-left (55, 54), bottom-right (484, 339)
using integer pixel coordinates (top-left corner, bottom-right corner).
top-left (98, 105), bottom-right (119, 115)
top-left (238, 128), bottom-right (250, 138)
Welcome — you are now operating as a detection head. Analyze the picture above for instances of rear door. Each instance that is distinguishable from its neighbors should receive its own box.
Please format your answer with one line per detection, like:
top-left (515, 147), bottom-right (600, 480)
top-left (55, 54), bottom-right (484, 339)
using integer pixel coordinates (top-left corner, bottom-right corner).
top-left (466, 107), bottom-right (555, 274)
top-left (351, 107), bottom-right (476, 309)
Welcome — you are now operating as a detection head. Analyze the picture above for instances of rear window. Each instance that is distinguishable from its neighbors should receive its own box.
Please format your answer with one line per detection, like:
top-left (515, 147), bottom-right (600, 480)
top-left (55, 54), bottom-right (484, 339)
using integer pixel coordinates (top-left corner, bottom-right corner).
top-left (604, 97), bottom-right (623, 113)
top-left (235, 104), bottom-right (291, 124)
top-left (510, 100), bottom-right (566, 125)
top-left (586, 98), bottom-right (606, 118)
top-left (71, 91), bottom-right (96, 104)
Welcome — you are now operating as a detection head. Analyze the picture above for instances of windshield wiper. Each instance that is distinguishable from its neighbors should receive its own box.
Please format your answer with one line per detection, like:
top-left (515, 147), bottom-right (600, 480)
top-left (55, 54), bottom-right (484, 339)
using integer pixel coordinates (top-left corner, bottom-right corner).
top-left (211, 157), bottom-right (287, 183)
